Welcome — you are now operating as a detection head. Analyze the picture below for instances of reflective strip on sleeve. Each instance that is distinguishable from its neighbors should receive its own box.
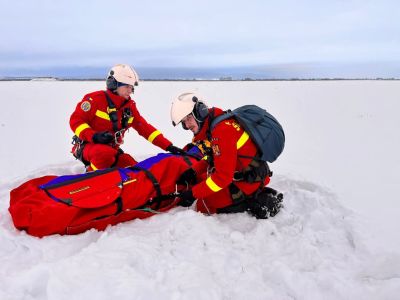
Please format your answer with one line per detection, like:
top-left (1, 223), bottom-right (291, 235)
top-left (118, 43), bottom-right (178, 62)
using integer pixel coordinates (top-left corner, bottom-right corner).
top-left (128, 117), bottom-right (134, 124)
top-left (75, 123), bottom-right (91, 138)
top-left (95, 110), bottom-right (110, 120)
top-left (206, 177), bottom-right (222, 192)
top-left (90, 163), bottom-right (98, 171)
top-left (236, 131), bottom-right (250, 149)
top-left (148, 130), bottom-right (161, 143)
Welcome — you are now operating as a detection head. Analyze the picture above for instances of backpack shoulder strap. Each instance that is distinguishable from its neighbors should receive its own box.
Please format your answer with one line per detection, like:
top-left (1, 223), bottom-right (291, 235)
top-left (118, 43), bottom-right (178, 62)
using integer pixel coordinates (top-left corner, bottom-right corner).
top-left (209, 109), bottom-right (233, 131)
top-left (206, 109), bottom-right (234, 141)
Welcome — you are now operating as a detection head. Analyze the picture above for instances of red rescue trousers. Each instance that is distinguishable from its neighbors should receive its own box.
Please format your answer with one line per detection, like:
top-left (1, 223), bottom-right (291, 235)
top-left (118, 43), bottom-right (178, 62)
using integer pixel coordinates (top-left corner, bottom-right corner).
top-left (83, 143), bottom-right (137, 171)
top-left (195, 177), bottom-right (271, 214)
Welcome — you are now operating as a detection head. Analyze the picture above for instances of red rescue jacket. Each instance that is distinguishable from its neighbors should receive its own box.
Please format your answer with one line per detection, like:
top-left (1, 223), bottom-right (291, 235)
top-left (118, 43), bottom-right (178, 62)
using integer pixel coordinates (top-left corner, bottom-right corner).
top-left (190, 107), bottom-right (269, 200)
top-left (69, 90), bottom-right (171, 150)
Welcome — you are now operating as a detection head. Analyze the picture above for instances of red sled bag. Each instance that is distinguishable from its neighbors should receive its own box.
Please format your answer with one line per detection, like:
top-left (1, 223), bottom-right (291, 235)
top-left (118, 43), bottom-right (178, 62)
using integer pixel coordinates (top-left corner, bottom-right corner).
top-left (43, 168), bottom-right (124, 208)
top-left (9, 153), bottom-right (196, 237)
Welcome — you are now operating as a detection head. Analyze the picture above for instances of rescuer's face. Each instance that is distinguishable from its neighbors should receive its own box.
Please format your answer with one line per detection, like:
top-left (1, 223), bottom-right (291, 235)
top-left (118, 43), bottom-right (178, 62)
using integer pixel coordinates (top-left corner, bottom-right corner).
top-left (116, 85), bottom-right (134, 100)
top-left (182, 114), bottom-right (199, 135)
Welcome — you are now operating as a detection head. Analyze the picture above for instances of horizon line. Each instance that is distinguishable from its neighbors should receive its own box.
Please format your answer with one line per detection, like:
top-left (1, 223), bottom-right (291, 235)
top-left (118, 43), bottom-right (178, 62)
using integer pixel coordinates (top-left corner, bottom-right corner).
top-left (1, 77), bottom-right (399, 81)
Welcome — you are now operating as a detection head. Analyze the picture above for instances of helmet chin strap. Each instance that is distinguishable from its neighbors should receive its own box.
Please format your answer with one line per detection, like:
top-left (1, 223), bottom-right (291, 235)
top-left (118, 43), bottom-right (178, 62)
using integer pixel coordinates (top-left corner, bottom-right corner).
top-left (192, 112), bottom-right (202, 123)
top-left (193, 114), bottom-right (205, 133)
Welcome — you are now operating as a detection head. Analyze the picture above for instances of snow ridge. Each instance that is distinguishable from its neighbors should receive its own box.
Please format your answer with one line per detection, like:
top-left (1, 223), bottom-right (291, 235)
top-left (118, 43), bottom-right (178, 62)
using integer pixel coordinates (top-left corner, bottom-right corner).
top-left (1, 165), bottom-right (399, 299)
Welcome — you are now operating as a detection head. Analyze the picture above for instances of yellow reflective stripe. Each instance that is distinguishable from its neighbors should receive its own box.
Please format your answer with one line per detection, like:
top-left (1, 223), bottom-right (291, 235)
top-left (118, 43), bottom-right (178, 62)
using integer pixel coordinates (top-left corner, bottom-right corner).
top-left (236, 131), bottom-right (250, 149)
top-left (123, 179), bottom-right (137, 185)
top-left (75, 123), bottom-right (91, 138)
top-left (206, 177), bottom-right (222, 192)
top-left (128, 117), bottom-right (134, 124)
top-left (148, 130), bottom-right (161, 143)
top-left (95, 110), bottom-right (110, 120)
top-left (90, 163), bottom-right (98, 171)
top-left (202, 155), bottom-right (208, 161)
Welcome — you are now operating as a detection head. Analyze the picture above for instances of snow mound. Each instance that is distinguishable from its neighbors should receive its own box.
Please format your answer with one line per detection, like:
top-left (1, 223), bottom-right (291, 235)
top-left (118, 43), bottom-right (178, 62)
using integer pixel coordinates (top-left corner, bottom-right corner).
top-left (0, 167), bottom-right (399, 299)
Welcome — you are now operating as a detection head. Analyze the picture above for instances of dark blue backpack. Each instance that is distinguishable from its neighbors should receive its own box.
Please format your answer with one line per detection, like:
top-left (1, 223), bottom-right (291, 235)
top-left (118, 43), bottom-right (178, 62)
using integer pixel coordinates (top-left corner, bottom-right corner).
top-left (209, 105), bottom-right (285, 163)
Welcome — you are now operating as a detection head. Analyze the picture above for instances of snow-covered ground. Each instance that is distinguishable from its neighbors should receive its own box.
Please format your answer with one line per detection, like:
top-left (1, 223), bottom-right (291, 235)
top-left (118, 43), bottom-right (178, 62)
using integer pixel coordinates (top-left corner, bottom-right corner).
top-left (0, 80), bottom-right (399, 299)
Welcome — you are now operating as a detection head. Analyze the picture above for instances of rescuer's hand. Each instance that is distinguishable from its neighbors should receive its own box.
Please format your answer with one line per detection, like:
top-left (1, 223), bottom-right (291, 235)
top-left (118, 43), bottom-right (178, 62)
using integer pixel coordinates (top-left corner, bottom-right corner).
top-left (92, 131), bottom-right (114, 144)
top-left (178, 190), bottom-right (196, 207)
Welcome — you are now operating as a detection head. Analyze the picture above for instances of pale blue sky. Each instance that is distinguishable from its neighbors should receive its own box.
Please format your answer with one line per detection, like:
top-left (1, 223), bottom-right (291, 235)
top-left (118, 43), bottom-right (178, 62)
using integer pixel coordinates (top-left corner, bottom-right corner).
top-left (0, 0), bottom-right (399, 76)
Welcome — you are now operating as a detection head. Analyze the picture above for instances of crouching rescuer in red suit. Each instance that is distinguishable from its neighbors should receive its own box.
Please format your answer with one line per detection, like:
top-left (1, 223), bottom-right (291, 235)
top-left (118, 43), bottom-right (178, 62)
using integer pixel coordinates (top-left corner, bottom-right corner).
top-left (70, 64), bottom-right (183, 171)
top-left (171, 92), bottom-right (283, 219)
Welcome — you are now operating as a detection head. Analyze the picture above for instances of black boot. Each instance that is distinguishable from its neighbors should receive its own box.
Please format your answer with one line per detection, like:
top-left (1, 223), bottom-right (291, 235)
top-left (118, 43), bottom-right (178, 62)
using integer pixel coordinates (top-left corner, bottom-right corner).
top-left (247, 187), bottom-right (283, 219)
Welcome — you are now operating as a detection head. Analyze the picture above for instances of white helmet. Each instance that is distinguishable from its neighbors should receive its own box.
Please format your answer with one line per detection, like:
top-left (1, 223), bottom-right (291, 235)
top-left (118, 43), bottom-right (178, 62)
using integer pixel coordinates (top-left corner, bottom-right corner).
top-left (106, 64), bottom-right (139, 90)
top-left (171, 92), bottom-right (209, 126)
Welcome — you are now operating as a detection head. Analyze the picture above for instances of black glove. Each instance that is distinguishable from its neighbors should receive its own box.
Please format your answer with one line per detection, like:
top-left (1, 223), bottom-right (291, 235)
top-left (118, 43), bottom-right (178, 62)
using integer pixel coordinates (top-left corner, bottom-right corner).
top-left (178, 190), bottom-right (196, 207)
top-left (166, 144), bottom-right (186, 155)
top-left (92, 131), bottom-right (114, 144)
top-left (177, 168), bottom-right (197, 185)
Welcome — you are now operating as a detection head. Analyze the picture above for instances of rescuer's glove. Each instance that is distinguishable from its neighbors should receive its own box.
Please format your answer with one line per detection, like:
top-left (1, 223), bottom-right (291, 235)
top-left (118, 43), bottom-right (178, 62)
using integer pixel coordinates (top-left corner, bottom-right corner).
top-left (92, 131), bottom-right (114, 144)
top-left (166, 144), bottom-right (186, 155)
top-left (177, 168), bottom-right (197, 185)
top-left (178, 190), bottom-right (196, 207)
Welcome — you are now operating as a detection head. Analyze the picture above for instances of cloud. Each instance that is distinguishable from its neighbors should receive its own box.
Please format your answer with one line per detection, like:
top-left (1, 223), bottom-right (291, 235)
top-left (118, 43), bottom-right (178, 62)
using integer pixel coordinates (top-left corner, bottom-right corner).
top-left (0, 0), bottom-right (399, 73)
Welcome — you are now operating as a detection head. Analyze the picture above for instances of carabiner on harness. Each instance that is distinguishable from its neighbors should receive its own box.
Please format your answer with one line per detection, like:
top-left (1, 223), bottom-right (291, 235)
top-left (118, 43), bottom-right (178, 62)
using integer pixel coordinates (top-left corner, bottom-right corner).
top-left (114, 129), bottom-right (126, 145)
top-left (71, 135), bottom-right (90, 166)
